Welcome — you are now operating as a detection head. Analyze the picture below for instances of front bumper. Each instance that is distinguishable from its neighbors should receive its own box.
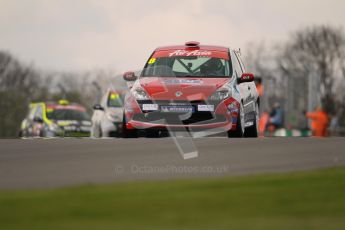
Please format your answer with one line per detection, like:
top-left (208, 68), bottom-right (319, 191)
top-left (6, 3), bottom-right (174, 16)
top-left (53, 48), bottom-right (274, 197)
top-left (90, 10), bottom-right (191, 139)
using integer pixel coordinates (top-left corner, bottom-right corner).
top-left (124, 98), bottom-right (239, 131)
top-left (53, 127), bottom-right (91, 137)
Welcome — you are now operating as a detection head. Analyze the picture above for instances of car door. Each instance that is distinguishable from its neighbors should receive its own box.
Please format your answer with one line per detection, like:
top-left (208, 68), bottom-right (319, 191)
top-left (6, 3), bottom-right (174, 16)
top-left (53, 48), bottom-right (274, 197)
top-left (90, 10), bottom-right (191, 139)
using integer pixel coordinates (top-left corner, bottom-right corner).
top-left (234, 51), bottom-right (258, 124)
top-left (236, 52), bottom-right (258, 103)
top-left (231, 51), bottom-right (250, 105)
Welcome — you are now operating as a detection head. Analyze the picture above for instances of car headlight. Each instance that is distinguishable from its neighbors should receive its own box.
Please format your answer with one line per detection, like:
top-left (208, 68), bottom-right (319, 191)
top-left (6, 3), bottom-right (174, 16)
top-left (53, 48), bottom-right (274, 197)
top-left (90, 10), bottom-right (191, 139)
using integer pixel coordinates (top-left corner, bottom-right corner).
top-left (209, 87), bottom-right (231, 101)
top-left (131, 86), bottom-right (149, 100)
top-left (48, 123), bottom-right (60, 132)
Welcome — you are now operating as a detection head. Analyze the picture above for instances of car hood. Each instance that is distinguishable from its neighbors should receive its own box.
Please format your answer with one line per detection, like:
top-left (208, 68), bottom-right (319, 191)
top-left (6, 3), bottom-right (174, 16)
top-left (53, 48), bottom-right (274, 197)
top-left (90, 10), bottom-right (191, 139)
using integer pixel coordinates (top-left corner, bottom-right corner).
top-left (139, 77), bottom-right (229, 101)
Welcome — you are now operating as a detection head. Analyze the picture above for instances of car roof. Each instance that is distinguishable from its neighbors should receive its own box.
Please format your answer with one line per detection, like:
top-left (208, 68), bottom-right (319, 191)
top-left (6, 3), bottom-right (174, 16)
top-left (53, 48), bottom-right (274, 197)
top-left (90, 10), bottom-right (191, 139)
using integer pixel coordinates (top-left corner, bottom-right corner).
top-left (155, 44), bottom-right (229, 52)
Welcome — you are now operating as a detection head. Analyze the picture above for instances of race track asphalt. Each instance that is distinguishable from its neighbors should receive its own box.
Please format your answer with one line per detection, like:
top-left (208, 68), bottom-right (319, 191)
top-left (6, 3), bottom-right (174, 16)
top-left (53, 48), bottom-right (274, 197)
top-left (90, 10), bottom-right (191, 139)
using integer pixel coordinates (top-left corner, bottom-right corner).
top-left (0, 137), bottom-right (344, 189)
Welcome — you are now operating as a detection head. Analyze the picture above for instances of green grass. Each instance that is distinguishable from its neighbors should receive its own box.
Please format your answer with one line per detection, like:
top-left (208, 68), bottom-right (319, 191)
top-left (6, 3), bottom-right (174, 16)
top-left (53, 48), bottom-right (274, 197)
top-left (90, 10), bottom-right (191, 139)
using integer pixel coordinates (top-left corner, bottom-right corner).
top-left (1, 168), bottom-right (345, 230)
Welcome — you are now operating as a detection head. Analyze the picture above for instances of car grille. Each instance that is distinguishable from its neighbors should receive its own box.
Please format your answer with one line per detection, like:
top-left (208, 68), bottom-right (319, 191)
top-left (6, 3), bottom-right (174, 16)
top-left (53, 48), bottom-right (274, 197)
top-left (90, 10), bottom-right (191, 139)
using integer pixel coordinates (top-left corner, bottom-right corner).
top-left (134, 100), bottom-right (226, 125)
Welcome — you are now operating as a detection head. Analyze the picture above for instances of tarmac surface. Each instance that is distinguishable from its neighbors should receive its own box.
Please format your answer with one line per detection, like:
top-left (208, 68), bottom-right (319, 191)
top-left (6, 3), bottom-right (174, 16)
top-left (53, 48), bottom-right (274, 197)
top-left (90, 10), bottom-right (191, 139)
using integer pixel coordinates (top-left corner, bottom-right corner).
top-left (0, 137), bottom-right (344, 189)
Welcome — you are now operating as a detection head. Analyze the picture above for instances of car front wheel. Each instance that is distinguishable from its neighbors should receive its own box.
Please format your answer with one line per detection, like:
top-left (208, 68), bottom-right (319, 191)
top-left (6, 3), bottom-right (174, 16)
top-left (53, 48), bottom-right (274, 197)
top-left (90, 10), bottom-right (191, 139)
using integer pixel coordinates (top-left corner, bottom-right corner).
top-left (122, 114), bottom-right (137, 138)
top-left (244, 102), bottom-right (259, 138)
top-left (228, 103), bottom-right (244, 138)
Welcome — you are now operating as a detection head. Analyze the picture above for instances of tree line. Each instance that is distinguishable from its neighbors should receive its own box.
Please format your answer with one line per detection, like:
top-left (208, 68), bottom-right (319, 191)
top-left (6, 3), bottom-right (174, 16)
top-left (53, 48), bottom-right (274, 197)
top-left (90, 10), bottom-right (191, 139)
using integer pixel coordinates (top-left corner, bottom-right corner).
top-left (0, 52), bottom-right (116, 137)
top-left (245, 25), bottom-right (345, 129)
top-left (1, 25), bottom-right (345, 137)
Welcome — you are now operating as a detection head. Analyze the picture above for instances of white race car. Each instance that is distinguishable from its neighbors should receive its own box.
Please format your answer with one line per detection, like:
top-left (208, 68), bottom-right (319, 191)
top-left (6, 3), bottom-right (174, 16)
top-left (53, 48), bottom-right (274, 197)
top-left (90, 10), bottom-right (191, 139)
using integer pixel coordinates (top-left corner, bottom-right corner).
top-left (91, 88), bottom-right (126, 137)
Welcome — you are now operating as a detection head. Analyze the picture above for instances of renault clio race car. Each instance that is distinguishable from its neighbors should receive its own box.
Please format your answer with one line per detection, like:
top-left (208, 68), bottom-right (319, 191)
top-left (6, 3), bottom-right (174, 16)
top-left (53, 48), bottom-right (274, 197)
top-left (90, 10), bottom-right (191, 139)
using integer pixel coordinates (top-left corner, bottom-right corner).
top-left (20, 100), bottom-right (92, 137)
top-left (122, 41), bottom-right (259, 138)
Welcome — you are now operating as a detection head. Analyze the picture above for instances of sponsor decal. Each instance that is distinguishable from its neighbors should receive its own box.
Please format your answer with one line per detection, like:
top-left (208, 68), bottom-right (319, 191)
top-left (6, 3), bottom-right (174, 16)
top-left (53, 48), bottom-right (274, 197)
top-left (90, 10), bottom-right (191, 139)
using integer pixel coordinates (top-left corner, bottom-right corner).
top-left (161, 106), bottom-right (194, 113)
top-left (142, 104), bottom-right (159, 111)
top-left (47, 105), bottom-right (86, 112)
top-left (228, 103), bottom-right (239, 113)
top-left (148, 58), bottom-right (156, 64)
top-left (197, 104), bottom-right (214, 112)
top-left (56, 120), bottom-right (80, 126)
top-left (110, 93), bottom-right (119, 99)
top-left (244, 121), bottom-right (254, 127)
top-left (57, 121), bottom-right (71, 126)
top-left (163, 79), bottom-right (203, 85)
top-left (169, 50), bottom-right (212, 57)
top-left (168, 102), bottom-right (190, 106)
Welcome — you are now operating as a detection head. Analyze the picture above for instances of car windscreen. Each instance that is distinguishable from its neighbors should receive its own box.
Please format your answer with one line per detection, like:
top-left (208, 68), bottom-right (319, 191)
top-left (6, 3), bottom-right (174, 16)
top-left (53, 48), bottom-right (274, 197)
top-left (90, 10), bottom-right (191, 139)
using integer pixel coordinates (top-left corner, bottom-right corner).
top-left (142, 56), bottom-right (232, 78)
top-left (107, 92), bottom-right (124, 107)
top-left (46, 109), bottom-right (90, 121)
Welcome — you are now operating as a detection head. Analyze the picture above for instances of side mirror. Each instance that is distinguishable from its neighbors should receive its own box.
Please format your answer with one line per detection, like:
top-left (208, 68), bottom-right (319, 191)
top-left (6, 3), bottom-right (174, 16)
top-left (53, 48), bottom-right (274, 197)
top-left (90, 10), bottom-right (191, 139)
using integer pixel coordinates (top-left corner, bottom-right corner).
top-left (33, 116), bottom-right (43, 123)
top-left (123, 71), bottom-right (137, 81)
top-left (93, 104), bottom-right (104, 111)
top-left (238, 73), bottom-right (255, 83)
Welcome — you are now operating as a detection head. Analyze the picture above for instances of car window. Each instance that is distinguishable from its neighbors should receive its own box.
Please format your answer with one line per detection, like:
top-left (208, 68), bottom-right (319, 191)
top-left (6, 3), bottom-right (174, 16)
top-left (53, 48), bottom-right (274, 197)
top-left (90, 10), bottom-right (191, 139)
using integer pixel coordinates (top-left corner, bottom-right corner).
top-left (34, 105), bottom-right (43, 119)
top-left (142, 56), bottom-right (231, 78)
top-left (46, 109), bottom-right (90, 121)
top-left (235, 51), bottom-right (246, 72)
top-left (28, 106), bottom-right (36, 120)
top-left (231, 51), bottom-right (243, 78)
top-left (107, 92), bottom-right (124, 107)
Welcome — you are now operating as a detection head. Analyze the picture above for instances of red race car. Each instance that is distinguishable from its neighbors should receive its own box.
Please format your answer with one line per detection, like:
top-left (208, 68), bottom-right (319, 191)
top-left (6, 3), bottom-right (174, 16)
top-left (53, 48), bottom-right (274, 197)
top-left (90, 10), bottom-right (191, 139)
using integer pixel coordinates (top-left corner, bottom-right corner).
top-left (122, 41), bottom-right (259, 138)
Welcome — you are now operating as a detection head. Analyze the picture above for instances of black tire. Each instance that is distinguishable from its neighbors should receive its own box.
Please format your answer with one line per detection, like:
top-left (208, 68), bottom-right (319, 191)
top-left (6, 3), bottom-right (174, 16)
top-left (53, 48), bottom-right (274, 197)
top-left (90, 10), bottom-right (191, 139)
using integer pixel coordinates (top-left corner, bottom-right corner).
top-left (244, 103), bottom-right (259, 138)
top-left (228, 105), bottom-right (244, 138)
top-left (122, 126), bottom-right (137, 138)
top-left (109, 131), bottom-right (118, 138)
top-left (122, 114), bottom-right (137, 138)
top-left (145, 129), bottom-right (160, 138)
top-left (244, 119), bottom-right (258, 137)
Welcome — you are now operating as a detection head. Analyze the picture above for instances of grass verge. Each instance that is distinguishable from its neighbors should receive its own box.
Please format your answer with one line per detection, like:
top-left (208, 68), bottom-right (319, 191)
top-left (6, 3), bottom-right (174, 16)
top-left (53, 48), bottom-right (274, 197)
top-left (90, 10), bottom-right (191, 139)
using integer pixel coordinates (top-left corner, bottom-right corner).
top-left (1, 167), bottom-right (345, 229)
